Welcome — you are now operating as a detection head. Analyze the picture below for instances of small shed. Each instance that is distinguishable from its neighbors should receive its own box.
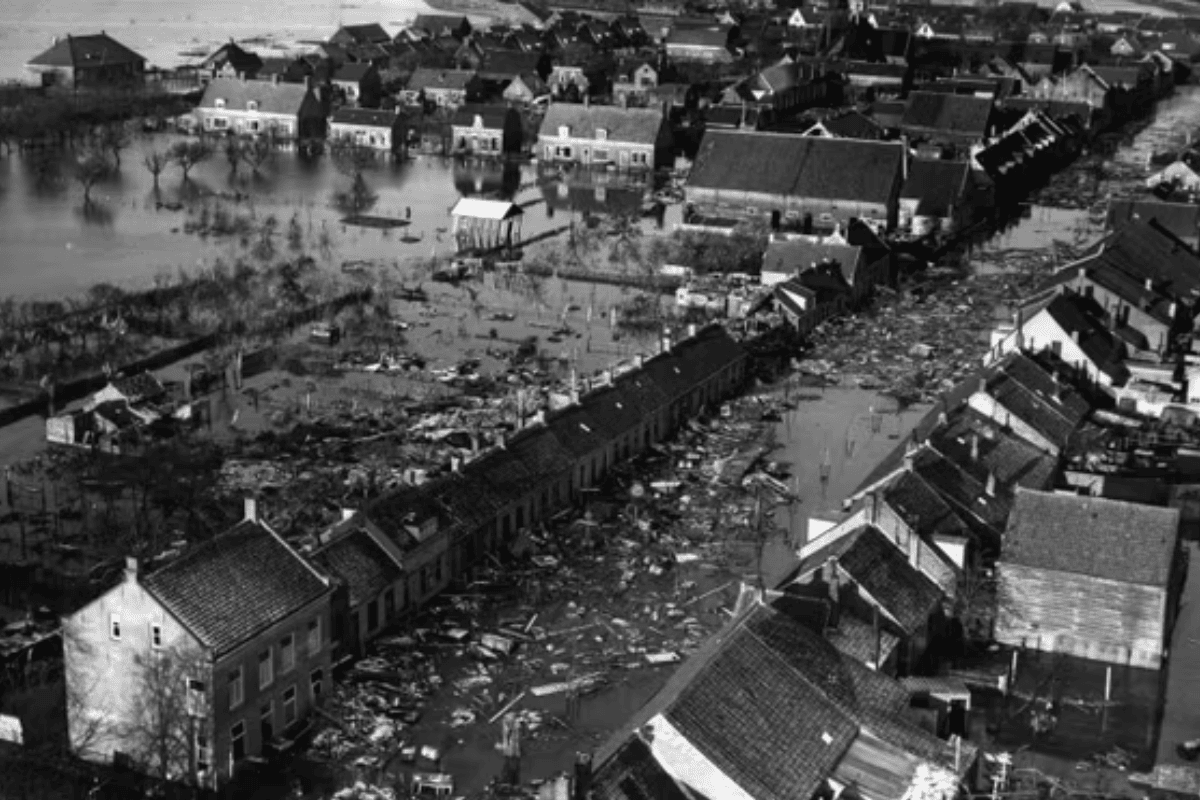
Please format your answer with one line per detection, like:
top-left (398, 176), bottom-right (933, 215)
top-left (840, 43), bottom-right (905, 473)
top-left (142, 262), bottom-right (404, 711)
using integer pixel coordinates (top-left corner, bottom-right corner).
top-left (450, 198), bottom-right (524, 254)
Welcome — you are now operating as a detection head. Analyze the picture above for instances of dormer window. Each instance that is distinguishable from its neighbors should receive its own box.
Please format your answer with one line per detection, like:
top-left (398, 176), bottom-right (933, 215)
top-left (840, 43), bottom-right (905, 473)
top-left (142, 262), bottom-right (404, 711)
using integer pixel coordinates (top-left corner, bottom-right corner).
top-left (214, 98), bottom-right (226, 109)
top-left (558, 125), bottom-right (570, 138)
top-left (595, 128), bottom-right (607, 141)
top-left (246, 100), bottom-right (259, 112)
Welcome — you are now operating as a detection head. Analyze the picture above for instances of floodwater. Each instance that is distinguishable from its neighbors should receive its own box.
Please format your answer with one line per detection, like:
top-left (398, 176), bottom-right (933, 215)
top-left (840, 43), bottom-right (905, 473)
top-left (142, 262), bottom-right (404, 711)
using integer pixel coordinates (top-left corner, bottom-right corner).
top-left (770, 388), bottom-right (931, 550)
top-left (0, 0), bottom-right (447, 83)
top-left (976, 84), bottom-right (1200, 256)
top-left (0, 135), bottom-right (677, 299)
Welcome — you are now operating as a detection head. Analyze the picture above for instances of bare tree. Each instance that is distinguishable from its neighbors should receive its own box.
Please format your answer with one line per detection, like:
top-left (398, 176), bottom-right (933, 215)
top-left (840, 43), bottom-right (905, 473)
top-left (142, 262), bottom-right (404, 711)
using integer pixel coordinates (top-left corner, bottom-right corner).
top-left (170, 140), bottom-right (214, 181)
top-left (329, 133), bottom-right (377, 179)
top-left (239, 131), bottom-right (278, 174)
top-left (333, 172), bottom-right (379, 218)
top-left (96, 122), bottom-right (132, 169)
top-left (224, 136), bottom-right (241, 176)
top-left (74, 147), bottom-right (112, 206)
top-left (123, 642), bottom-right (210, 785)
top-left (143, 149), bottom-right (170, 191)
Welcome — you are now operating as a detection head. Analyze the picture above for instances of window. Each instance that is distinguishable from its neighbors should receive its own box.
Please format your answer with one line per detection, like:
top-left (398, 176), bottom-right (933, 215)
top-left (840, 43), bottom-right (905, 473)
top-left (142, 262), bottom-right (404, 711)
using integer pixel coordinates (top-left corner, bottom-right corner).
top-left (434, 556), bottom-right (443, 584)
top-left (283, 686), bottom-right (297, 726)
top-left (248, 120), bottom-right (260, 132)
top-left (228, 667), bottom-right (244, 710)
top-left (310, 668), bottom-right (324, 704)
top-left (230, 721), bottom-right (245, 762)
top-left (544, 145), bottom-right (553, 159)
top-left (186, 679), bottom-right (206, 717)
top-left (258, 649), bottom-right (273, 690)
top-left (260, 699), bottom-right (274, 743)
top-left (150, 624), bottom-right (162, 649)
top-left (280, 634), bottom-right (295, 674)
top-left (558, 125), bottom-right (570, 137)
top-left (593, 149), bottom-right (609, 162)
top-left (384, 588), bottom-right (395, 621)
top-left (110, 614), bottom-right (121, 640)
top-left (307, 618), bottom-right (321, 656)
top-left (246, 100), bottom-right (258, 111)
top-left (195, 730), bottom-right (211, 774)
top-left (213, 117), bottom-right (228, 129)
top-left (367, 599), bottom-right (380, 632)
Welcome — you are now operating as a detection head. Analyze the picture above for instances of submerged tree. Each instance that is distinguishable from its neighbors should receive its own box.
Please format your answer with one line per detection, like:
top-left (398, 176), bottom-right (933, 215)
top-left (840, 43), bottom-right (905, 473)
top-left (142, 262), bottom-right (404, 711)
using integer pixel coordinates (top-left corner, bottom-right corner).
top-left (239, 131), bottom-right (278, 175)
top-left (329, 134), bottom-right (379, 218)
top-left (333, 172), bottom-right (379, 218)
top-left (170, 139), bottom-right (214, 181)
top-left (74, 147), bottom-right (112, 206)
top-left (143, 149), bottom-right (170, 191)
top-left (96, 121), bottom-right (132, 169)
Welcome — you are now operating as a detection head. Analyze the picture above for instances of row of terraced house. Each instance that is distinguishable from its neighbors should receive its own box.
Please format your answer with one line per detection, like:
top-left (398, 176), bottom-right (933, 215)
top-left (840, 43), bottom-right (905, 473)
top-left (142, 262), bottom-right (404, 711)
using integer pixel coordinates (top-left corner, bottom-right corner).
top-left (61, 324), bottom-right (748, 789)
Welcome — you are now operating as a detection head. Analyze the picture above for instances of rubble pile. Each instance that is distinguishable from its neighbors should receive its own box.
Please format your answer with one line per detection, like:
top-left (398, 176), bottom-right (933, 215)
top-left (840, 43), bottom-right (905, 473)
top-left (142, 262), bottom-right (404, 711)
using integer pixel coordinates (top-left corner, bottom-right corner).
top-left (800, 270), bottom-right (1053, 406)
top-left (301, 397), bottom-right (787, 792)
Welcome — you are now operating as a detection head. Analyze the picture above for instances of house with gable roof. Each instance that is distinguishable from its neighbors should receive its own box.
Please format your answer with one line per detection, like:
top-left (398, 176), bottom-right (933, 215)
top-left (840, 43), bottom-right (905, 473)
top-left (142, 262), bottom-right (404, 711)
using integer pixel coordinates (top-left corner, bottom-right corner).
top-left (900, 91), bottom-right (997, 153)
top-left (26, 32), bottom-right (146, 89)
top-left (64, 500), bottom-right (334, 788)
top-left (537, 102), bottom-right (672, 169)
top-left (996, 488), bottom-right (1182, 670)
top-left (449, 103), bottom-right (524, 155)
top-left (686, 131), bottom-right (906, 233)
top-left (899, 158), bottom-right (974, 236)
top-left (589, 601), bottom-right (977, 800)
top-left (194, 76), bottom-right (325, 139)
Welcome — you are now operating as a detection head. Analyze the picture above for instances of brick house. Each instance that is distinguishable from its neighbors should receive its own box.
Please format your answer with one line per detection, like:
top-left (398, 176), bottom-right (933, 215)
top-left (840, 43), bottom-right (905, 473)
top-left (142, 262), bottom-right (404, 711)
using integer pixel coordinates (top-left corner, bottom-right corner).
top-left (449, 103), bottom-right (525, 155)
top-left (537, 102), bottom-right (672, 169)
top-left (685, 131), bottom-right (907, 233)
top-left (26, 32), bottom-right (146, 89)
top-left (63, 501), bottom-right (333, 789)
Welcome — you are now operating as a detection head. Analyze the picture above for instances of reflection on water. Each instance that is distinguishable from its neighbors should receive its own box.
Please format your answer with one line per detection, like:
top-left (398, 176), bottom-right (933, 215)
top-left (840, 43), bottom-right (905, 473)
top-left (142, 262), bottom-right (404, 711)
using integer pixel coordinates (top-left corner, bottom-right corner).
top-left (0, 134), bottom-right (681, 299)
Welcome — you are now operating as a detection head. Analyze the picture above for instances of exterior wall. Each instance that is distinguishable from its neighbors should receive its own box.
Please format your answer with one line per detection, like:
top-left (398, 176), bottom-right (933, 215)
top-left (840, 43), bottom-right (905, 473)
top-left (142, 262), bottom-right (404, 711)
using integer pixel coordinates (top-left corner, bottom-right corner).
top-left (988, 310), bottom-right (1116, 389)
top-left (451, 124), bottom-right (506, 154)
top-left (664, 44), bottom-right (732, 63)
top-left (194, 101), bottom-right (321, 139)
top-left (1074, 282), bottom-right (1171, 354)
top-left (685, 185), bottom-right (895, 233)
top-left (210, 595), bottom-right (332, 782)
top-left (64, 574), bottom-right (205, 775)
top-left (996, 563), bottom-right (1167, 670)
top-left (329, 121), bottom-right (396, 151)
top-left (540, 134), bottom-right (657, 169)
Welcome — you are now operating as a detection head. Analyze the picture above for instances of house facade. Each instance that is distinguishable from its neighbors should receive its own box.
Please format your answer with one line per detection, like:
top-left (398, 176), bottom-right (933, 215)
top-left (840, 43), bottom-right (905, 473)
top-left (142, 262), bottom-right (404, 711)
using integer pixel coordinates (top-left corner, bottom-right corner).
top-left (537, 103), bottom-right (672, 169)
top-left (63, 503), bottom-right (333, 789)
top-left (449, 104), bottom-right (525, 155)
top-left (25, 33), bottom-right (146, 89)
top-left (194, 77), bottom-right (325, 140)
top-left (405, 68), bottom-right (481, 108)
top-left (996, 489), bottom-right (1181, 670)
top-left (328, 108), bottom-right (405, 152)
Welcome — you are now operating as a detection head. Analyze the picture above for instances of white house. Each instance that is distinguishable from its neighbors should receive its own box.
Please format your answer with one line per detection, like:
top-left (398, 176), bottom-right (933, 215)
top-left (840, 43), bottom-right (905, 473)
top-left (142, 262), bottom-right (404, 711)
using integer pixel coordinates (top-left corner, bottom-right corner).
top-left (986, 294), bottom-right (1128, 390)
top-left (194, 76), bottom-right (325, 140)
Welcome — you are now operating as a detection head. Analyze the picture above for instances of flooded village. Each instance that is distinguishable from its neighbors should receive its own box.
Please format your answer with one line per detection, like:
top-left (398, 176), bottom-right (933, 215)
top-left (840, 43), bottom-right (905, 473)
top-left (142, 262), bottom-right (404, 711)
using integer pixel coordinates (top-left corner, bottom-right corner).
top-left (8, 1), bottom-right (1200, 799)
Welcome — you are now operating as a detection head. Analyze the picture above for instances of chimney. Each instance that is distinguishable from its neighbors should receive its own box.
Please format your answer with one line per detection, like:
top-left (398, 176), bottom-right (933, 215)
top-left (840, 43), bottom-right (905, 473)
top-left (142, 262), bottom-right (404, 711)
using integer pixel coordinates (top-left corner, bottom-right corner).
top-left (985, 471), bottom-right (996, 497)
top-left (1170, 301), bottom-right (1178, 319)
top-left (124, 556), bottom-right (138, 583)
top-left (865, 491), bottom-right (879, 523)
top-left (686, 323), bottom-right (697, 338)
top-left (635, 353), bottom-right (645, 368)
top-left (341, 508), bottom-right (355, 522)
top-left (451, 455), bottom-right (463, 473)
top-left (573, 752), bottom-right (593, 800)
top-left (970, 433), bottom-right (979, 462)
top-left (978, 376), bottom-right (987, 395)
top-left (1070, 329), bottom-right (1080, 343)
top-left (1145, 277), bottom-right (1153, 290)
top-left (825, 558), bottom-right (841, 630)
top-left (244, 496), bottom-right (258, 523)
top-left (471, 433), bottom-right (480, 455)
top-left (661, 329), bottom-right (672, 353)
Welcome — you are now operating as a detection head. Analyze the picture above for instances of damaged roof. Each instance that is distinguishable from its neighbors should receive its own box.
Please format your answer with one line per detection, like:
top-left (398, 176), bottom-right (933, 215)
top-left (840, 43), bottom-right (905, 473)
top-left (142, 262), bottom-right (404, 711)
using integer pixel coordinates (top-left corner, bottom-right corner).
top-left (594, 603), bottom-right (970, 800)
top-left (311, 527), bottom-right (402, 609)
